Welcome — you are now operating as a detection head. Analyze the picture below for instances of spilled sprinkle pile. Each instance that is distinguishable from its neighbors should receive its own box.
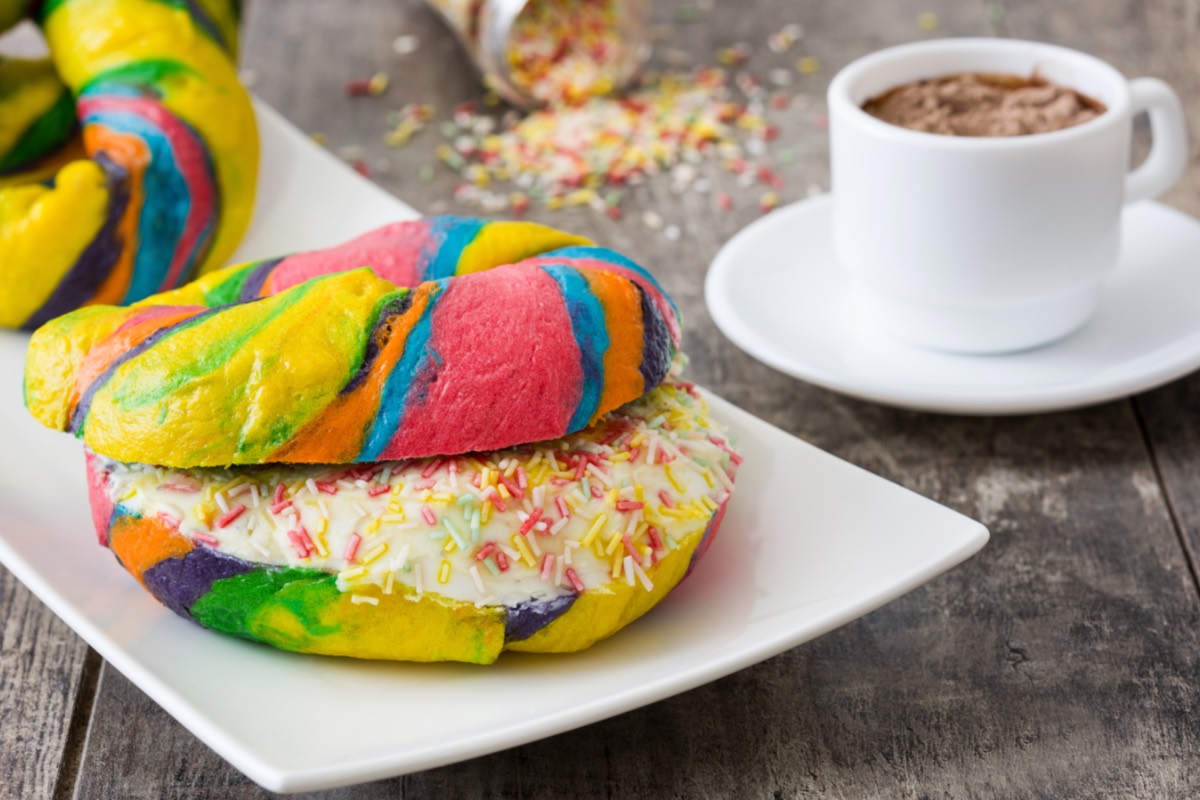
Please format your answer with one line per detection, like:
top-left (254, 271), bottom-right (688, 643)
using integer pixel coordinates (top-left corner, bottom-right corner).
top-left (330, 6), bottom-right (897, 224)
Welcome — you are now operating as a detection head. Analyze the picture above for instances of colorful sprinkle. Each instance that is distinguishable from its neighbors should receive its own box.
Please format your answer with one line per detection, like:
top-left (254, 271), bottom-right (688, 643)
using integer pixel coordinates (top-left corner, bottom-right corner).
top-left (215, 505), bottom-right (246, 528)
top-left (344, 532), bottom-right (362, 562)
top-left (797, 56), bottom-right (820, 75)
top-left (566, 567), bottom-right (586, 592)
top-left (393, 35), bottom-right (421, 55)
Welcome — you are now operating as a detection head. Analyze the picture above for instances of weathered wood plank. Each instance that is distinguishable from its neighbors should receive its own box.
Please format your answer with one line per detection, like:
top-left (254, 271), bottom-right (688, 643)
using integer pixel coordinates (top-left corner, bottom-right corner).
top-left (0, 25), bottom-right (97, 800)
top-left (0, 568), bottom-right (95, 800)
top-left (65, 0), bottom-right (1200, 798)
top-left (1121, 0), bottom-right (1200, 710)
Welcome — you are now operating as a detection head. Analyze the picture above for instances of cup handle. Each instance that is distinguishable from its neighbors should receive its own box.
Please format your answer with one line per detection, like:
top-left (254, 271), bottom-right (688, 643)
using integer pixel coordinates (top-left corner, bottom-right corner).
top-left (1124, 77), bottom-right (1189, 204)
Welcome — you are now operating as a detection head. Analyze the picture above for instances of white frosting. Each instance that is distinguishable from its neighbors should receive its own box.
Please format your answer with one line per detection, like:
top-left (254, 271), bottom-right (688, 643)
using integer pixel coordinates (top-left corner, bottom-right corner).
top-left (100, 380), bottom-right (739, 607)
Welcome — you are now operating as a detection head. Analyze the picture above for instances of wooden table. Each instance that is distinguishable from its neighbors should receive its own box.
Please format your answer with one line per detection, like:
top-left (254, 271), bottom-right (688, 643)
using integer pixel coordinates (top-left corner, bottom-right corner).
top-left (4, 1), bottom-right (1200, 796)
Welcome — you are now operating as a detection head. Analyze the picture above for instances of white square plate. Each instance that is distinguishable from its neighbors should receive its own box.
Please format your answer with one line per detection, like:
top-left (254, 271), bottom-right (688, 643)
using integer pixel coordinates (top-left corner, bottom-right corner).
top-left (0, 101), bottom-right (989, 794)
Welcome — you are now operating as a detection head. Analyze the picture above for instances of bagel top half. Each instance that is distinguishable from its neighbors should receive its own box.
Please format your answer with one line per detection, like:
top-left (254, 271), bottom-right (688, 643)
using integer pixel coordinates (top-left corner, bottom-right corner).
top-left (25, 216), bottom-right (684, 467)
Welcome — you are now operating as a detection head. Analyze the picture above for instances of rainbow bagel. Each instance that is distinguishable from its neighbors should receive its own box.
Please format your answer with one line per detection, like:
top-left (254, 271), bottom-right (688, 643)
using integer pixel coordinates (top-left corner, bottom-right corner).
top-left (25, 217), bottom-right (683, 467)
top-left (0, 0), bottom-right (258, 330)
top-left (85, 379), bottom-right (740, 663)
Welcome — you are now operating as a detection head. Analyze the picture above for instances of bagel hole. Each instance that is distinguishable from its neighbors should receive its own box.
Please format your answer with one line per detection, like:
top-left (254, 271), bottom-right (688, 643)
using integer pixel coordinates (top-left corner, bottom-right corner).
top-left (0, 20), bottom-right (49, 58)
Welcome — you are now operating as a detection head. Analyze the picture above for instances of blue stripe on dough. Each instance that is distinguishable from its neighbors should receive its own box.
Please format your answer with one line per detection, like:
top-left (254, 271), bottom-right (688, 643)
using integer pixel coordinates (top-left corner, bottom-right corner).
top-left (357, 282), bottom-right (445, 461)
top-left (541, 265), bottom-right (608, 432)
top-left (542, 245), bottom-right (680, 319)
top-left (422, 217), bottom-right (486, 281)
top-left (83, 82), bottom-right (144, 99)
top-left (79, 107), bottom-right (193, 303)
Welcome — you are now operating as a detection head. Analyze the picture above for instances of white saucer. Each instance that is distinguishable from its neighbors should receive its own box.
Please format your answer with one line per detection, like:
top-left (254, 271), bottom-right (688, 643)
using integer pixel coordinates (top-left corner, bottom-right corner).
top-left (705, 194), bottom-right (1200, 415)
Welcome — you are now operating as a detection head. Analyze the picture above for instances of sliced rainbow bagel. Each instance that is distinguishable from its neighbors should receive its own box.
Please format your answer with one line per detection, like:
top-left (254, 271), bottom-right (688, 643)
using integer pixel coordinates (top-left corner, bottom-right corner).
top-left (87, 380), bottom-right (739, 663)
top-left (0, 0), bottom-right (257, 330)
top-left (25, 217), bottom-right (683, 467)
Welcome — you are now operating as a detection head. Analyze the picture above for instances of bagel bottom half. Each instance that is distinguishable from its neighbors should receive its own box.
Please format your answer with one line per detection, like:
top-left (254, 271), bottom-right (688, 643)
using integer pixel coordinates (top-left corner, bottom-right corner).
top-left (86, 378), bottom-right (740, 663)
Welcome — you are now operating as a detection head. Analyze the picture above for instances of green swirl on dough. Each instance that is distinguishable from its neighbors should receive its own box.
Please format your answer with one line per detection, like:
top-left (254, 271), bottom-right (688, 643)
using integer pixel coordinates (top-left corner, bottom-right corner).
top-left (191, 567), bottom-right (344, 648)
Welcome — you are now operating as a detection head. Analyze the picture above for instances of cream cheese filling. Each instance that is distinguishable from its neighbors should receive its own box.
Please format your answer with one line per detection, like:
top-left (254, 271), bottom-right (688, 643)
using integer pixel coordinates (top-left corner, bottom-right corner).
top-left (101, 380), bottom-right (740, 607)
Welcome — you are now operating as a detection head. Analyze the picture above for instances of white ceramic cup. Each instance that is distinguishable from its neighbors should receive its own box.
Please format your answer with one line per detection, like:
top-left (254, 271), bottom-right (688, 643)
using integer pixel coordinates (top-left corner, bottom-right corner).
top-left (828, 38), bottom-right (1189, 353)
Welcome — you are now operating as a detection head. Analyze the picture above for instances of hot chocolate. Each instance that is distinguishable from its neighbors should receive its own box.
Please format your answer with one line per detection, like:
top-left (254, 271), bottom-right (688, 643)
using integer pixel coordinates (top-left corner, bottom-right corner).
top-left (862, 72), bottom-right (1106, 136)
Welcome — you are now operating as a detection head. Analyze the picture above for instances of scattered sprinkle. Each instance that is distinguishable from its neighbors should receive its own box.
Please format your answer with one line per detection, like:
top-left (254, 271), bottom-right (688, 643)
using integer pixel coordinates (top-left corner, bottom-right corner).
top-left (405, 66), bottom-right (797, 219)
top-left (716, 43), bottom-right (750, 67)
top-left (369, 72), bottom-right (390, 95)
top-left (392, 34), bottom-right (420, 55)
top-left (767, 23), bottom-right (804, 54)
top-left (642, 210), bottom-right (665, 230)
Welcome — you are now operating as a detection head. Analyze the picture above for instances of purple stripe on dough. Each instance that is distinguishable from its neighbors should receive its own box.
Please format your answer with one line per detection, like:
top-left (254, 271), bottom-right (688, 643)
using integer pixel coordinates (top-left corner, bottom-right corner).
top-left (636, 283), bottom-right (672, 390)
top-left (22, 153), bottom-right (131, 331)
top-left (504, 592), bottom-right (578, 642)
top-left (236, 257), bottom-right (285, 303)
top-left (142, 545), bottom-right (257, 620)
top-left (340, 291), bottom-right (413, 396)
top-left (68, 305), bottom-right (224, 434)
top-left (181, 0), bottom-right (232, 52)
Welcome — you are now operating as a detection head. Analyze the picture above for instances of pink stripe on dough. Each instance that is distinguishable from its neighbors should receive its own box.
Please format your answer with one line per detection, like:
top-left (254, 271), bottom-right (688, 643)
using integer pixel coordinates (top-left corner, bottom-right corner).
top-left (520, 256), bottom-right (681, 347)
top-left (113, 303), bottom-right (206, 334)
top-left (262, 221), bottom-right (436, 296)
top-left (85, 451), bottom-right (115, 547)
top-left (77, 96), bottom-right (216, 290)
top-left (377, 265), bottom-right (583, 459)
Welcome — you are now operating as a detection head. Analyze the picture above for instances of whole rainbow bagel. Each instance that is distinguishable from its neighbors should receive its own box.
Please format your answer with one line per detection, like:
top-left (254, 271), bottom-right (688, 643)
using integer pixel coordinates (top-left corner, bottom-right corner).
top-left (0, 0), bottom-right (258, 330)
top-left (85, 379), bottom-right (739, 663)
top-left (25, 217), bottom-right (683, 467)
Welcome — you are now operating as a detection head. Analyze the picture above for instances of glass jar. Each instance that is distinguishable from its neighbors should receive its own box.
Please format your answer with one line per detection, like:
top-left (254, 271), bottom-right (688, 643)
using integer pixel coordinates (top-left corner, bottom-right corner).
top-left (426, 0), bottom-right (651, 108)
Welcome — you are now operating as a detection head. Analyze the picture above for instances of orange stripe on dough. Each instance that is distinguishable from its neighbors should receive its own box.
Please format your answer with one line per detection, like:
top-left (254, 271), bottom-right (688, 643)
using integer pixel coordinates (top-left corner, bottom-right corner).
top-left (586, 269), bottom-right (645, 418)
top-left (268, 286), bottom-right (437, 463)
top-left (67, 305), bottom-right (204, 422)
top-left (108, 513), bottom-right (194, 586)
top-left (83, 126), bottom-right (149, 306)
